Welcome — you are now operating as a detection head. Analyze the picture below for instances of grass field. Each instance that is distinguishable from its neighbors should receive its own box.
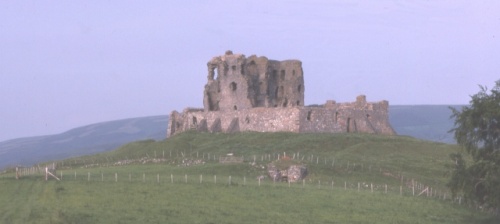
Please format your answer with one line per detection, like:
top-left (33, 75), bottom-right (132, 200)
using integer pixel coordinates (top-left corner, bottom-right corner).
top-left (1, 132), bottom-right (498, 223)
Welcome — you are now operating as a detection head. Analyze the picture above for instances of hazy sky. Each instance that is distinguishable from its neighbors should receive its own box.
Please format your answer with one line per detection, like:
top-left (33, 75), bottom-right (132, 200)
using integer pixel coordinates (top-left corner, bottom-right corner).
top-left (1, 0), bottom-right (499, 142)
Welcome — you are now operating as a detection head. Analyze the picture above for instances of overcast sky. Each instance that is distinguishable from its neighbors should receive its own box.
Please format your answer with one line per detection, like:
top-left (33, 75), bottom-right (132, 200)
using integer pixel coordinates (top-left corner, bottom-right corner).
top-left (1, 0), bottom-right (499, 142)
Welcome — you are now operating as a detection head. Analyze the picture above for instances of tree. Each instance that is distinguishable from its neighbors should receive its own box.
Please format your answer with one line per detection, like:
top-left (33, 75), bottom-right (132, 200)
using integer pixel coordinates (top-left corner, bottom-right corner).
top-left (448, 80), bottom-right (500, 209)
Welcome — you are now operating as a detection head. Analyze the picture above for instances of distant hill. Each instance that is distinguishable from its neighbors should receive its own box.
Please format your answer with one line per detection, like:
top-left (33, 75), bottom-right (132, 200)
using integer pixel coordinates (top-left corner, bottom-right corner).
top-left (389, 105), bottom-right (461, 144)
top-left (0, 115), bottom-right (168, 169)
top-left (0, 105), bottom-right (461, 170)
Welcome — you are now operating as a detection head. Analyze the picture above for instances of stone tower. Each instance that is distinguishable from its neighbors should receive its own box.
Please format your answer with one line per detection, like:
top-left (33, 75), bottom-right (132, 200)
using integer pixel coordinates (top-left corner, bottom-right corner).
top-left (203, 50), bottom-right (304, 111)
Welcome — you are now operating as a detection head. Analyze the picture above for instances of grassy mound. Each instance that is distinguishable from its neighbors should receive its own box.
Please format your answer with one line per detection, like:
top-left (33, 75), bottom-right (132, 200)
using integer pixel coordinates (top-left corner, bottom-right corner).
top-left (1, 131), bottom-right (498, 223)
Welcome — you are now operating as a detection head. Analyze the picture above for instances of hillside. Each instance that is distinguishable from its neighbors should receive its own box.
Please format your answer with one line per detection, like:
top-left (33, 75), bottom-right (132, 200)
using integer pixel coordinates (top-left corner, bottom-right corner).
top-left (390, 105), bottom-right (460, 144)
top-left (1, 132), bottom-right (498, 223)
top-left (0, 115), bottom-right (167, 169)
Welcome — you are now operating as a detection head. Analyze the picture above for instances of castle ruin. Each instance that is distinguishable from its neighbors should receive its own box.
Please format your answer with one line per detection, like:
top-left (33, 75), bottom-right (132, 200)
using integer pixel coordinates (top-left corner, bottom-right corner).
top-left (167, 51), bottom-right (395, 137)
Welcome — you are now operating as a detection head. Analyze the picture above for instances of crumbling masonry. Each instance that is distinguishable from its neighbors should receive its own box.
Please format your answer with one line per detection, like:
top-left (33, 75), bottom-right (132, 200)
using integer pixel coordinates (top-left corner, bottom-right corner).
top-left (167, 51), bottom-right (396, 137)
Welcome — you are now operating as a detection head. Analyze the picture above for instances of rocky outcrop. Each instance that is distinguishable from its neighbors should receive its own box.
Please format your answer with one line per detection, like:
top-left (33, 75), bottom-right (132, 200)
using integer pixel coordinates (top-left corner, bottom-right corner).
top-left (267, 163), bottom-right (307, 182)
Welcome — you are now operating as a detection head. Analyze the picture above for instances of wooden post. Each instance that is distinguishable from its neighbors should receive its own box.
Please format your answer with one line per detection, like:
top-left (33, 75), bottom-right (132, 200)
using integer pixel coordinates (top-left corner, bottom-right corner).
top-left (200, 174), bottom-right (203, 184)
top-left (75, 171), bottom-right (76, 180)
top-left (87, 172), bottom-right (90, 182)
top-left (258, 177), bottom-right (261, 187)
top-left (171, 174), bottom-right (173, 183)
top-left (244, 176), bottom-right (246, 186)
top-left (400, 186), bottom-right (403, 196)
top-left (331, 181), bottom-right (334, 190)
top-left (385, 184), bottom-right (387, 194)
top-left (345, 181), bottom-right (347, 190)
top-left (214, 175), bottom-right (217, 184)
top-left (129, 173), bottom-right (131, 182)
top-left (115, 173), bottom-right (118, 182)
top-left (358, 182), bottom-right (360, 192)
top-left (318, 180), bottom-right (321, 189)
top-left (302, 179), bottom-right (305, 188)
top-left (157, 174), bottom-right (159, 183)
top-left (45, 167), bottom-right (48, 181)
top-left (143, 173), bottom-right (145, 183)
top-left (228, 176), bottom-right (231, 185)
top-left (371, 183), bottom-right (373, 193)
top-left (185, 174), bottom-right (187, 183)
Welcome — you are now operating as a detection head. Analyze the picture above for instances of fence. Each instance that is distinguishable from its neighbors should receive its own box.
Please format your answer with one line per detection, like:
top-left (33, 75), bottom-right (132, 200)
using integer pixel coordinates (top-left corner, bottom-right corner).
top-left (10, 151), bottom-right (458, 202)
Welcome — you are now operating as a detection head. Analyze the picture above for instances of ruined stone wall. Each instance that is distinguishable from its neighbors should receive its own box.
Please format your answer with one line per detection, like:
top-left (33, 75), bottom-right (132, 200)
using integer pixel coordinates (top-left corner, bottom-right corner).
top-left (167, 95), bottom-right (395, 137)
top-left (167, 107), bottom-right (302, 137)
top-left (298, 96), bottom-right (395, 135)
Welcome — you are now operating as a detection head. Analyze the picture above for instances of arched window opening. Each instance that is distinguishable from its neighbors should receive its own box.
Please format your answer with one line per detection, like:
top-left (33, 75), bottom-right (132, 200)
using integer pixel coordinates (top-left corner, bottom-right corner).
top-left (283, 98), bottom-right (288, 107)
top-left (307, 111), bottom-right (312, 121)
top-left (296, 100), bottom-right (300, 106)
top-left (231, 65), bottom-right (236, 71)
top-left (292, 70), bottom-right (296, 76)
top-left (230, 82), bottom-right (237, 91)
top-left (297, 84), bottom-right (302, 93)
top-left (245, 116), bottom-right (250, 124)
top-left (280, 70), bottom-right (285, 81)
top-left (192, 116), bottom-right (197, 125)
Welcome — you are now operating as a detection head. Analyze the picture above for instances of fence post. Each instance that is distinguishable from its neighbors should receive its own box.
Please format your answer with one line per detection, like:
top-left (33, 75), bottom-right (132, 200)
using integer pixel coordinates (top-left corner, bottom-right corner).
top-left (115, 173), bottom-right (118, 182)
top-left (143, 173), bottom-right (145, 183)
top-left (200, 175), bottom-right (203, 184)
top-left (171, 174), bottom-right (173, 183)
top-left (157, 174), bottom-right (159, 183)
top-left (87, 172), bottom-right (90, 182)
top-left (214, 175), bottom-right (217, 184)
top-left (185, 174), bottom-right (187, 183)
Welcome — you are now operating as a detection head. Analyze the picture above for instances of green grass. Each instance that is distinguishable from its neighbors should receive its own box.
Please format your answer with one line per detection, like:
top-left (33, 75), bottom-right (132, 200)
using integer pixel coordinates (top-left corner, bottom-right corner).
top-left (1, 131), bottom-right (498, 223)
